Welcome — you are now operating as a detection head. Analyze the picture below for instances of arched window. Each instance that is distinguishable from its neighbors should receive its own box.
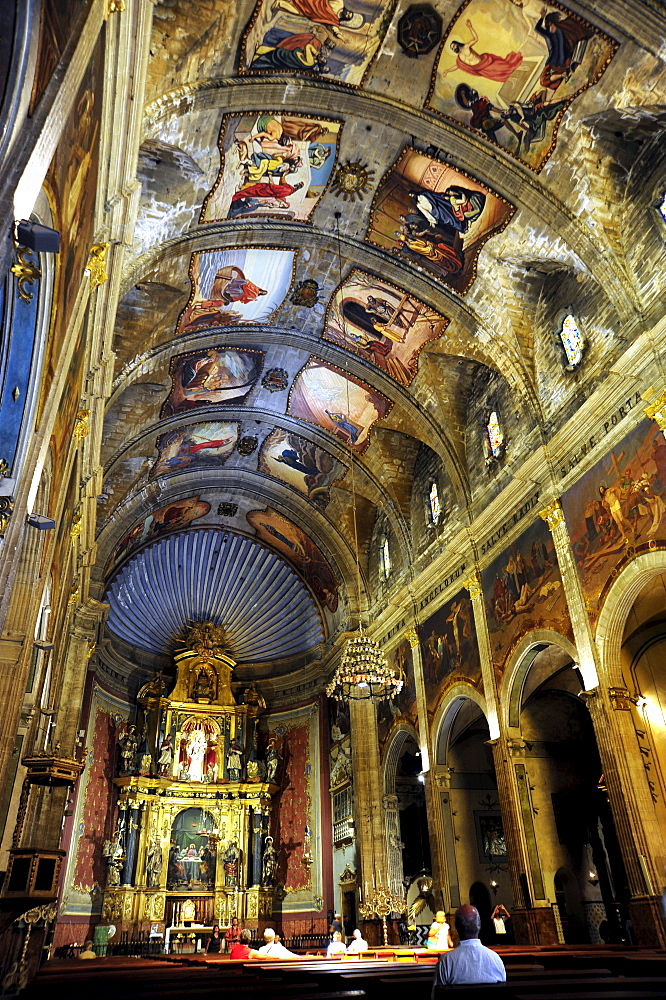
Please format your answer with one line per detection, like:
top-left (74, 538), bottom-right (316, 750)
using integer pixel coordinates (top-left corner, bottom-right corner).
top-left (379, 535), bottom-right (391, 580)
top-left (658, 191), bottom-right (666, 224)
top-left (559, 314), bottom-right (584, 368)
top-left (486, 411), bottom-right (503, 460)
top-left (428, 481), bottom-right (441, 525)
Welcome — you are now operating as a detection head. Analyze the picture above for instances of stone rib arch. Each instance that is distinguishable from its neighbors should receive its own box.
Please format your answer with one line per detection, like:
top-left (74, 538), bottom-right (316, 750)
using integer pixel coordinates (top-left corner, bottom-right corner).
top-left (499, 630), bottom-right (580, 731)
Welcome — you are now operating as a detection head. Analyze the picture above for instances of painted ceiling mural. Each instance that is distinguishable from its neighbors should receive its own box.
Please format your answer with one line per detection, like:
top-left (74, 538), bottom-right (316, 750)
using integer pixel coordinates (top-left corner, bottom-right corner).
top-left (247, 506), bottom-right (339, 612)
top-left (176, 248), bottom-right (297, 333)
top-left (113, 496), bottom-right (211, 567)
top-left (259, 428), bottom-right (347, 508)
top-left (365, 147), bottom-right (515, 294)
top-left (149, 421), bottom-right (240, 480)
top-left (161, 348), bottom-right (265, 416)
top-left (201, 112), bottom-right (342, 223)
top-left (287, 357), bottom-right (392, 454)
top-left (427, 0), bottom-right (618, 171)
top-left (323, 268), bottom-right (449, 386)
top-left (239, 0), bottom-right (398, 86)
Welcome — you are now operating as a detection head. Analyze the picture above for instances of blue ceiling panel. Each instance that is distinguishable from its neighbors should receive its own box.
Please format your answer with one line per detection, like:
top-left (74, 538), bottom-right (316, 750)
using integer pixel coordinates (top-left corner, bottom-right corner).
top-left (105, 528), bottom-right (324, 660)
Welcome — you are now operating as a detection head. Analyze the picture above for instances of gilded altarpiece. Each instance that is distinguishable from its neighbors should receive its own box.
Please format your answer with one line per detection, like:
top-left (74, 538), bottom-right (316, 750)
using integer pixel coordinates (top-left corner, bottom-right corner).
top-left (99, 624), bottom-right (279, 939)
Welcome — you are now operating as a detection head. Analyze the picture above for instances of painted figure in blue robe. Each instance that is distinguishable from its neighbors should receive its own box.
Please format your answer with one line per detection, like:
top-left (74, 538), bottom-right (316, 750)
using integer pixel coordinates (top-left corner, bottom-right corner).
top-left (325, 409), bottom-right (361, 444)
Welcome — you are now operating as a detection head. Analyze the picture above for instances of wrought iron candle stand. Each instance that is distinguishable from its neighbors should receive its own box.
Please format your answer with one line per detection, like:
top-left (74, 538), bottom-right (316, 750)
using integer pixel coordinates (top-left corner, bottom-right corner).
top-left (358, 886), bottom-right (405, 946)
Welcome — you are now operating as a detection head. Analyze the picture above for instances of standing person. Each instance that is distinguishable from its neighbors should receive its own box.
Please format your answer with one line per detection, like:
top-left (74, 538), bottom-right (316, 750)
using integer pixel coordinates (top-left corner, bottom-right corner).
top-left (230, 928), bottom-right (253, 959)
top-left (427, 910), bottom-right (453, 950)
top-left (225, 916), bottom-right (242, 953)
top-left (491, 903), bottom-right (511, 942)
top-left (432, 905), bottom-right (505, 993)
top-left (206, 924), bottom-right (222, 954)
top-left (329, 912), bottom-right (343, 939)
top-left (327, 931), bottom-right (347, 957)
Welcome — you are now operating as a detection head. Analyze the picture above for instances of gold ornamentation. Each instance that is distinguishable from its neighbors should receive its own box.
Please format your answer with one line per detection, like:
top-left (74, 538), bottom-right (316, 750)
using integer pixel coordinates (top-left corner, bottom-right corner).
top-left (0, 496), bottom-right (14, 537)
top-left (609, 686), bottom-right (632, 711)
top-left (644, 389), bottom-right (666, 430)
top-left (68, 586), bottom-right (80, 608)
top-left (405, 627), bottom-right (420, 649)
top-left (359, 886), bottom-right (406, 945)
top-left (73, 410), bottom-right (90, 443)
top-left (70, 513), bottom-right (82, 540)
top-left (11, 248), bottom-right (41, 303)
top-left (87, 243), bottom-right (110, 287)
top-left (105, 1), bottom-right (126, 18)
top-left (464, 573), bottom-right (481, 599)
top-left (539, 499), bottom-right (564, 529)
top-left (0, 458), bottom-right (9, 477)
top-left (330, 160), bottom-right (375, 202)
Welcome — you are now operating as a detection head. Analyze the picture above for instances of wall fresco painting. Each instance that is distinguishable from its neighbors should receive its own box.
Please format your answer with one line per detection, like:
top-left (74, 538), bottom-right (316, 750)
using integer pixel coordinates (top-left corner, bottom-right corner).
top-left (323, 268), bottom-right (449, 386)
top-left (259, 428), bottom-right (346, 508)
top-left (420, 590), bottom-right (481, 714)
top-left (239, 0), bottom-right (397, 87)
top-left (481, 517), bottom-right (571, 672)
top-left (377, 639), bottom-right (418, 748)
top-left (247, 506), bottom-right (339, 611)
top-left (561, 417), bottom-right (666, 620)
top-left (113, 496), bottom-right (211, 565)
top-left (201, 112), bottom-right (341, 224)
top-left (427, 0), bottom-right (618, 172)
top-left (287, 358), bottom-right (391, 454)
top-left (149, 422), bottom-right (239, 480)
top-left (161, 348), bottom-right (265, 417)
top-left (366, 147), bottom-right (514, 295)
top-left (176, 248), bottom-right (296, 333)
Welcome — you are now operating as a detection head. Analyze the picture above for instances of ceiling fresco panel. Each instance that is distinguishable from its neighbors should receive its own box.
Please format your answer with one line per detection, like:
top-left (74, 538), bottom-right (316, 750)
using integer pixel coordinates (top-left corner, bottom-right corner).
top-left (149, 421), bottom-right (240, 480)
top-left (323, 267), bottom-right (449, 386)
top-left (247, 506), bottom-right (339, 612)
top-left (287, 357), bottom-right (392, 454)
top-left (426, 0), bottom-right (618, 172)
top-left (201, 112), bottom-right (342, 224)
top-left (176, 247), bottom-right (297, 333)
top-left (258, 427), bottom-right (347, 508)
top-left (161, 347), bottom-right (265, 417)
top-left (238, 0), bottom-right (398, 87)
top-left (113, 496), bottom-right (211, 567)
top-left (365, 147), bottom-right (515, 295)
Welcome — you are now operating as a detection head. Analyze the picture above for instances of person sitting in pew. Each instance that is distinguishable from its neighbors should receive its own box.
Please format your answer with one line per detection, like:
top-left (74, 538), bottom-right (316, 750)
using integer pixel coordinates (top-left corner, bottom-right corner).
top-left (432, 905), bottom-right (506, 994)
top-left (346, 928), bottom-right (368, 954)
top-left (327, 931), bottom-right (347, 958)
top-left (252, 927), bottom-right (298, 959)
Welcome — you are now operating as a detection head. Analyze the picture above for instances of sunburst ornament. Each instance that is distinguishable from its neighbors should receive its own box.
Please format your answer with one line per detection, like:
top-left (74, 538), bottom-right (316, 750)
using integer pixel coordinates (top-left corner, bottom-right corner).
top-left (331, 160), bottom-right (375, 202)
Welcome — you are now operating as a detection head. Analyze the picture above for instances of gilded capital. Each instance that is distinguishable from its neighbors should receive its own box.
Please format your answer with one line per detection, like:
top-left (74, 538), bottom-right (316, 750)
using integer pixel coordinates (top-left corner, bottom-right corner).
top-left (404, 627), bottom-right (419, 648)
top-left (644, 389), bottom-right (666, 431)
top-left (0, 496), bottom-right (14, 538)
top-left (539, 499), bottom-right (564, 530)
top-left (87, 243), bottom-right (110, 287)
top-left (105, 1), bottom-right (126, 18)
top-left (464, 573), bottom-right (481, 600)
top-left (73, 410), bottom-right (90, 444)
top-left (608, 686), bottom-right (632, 711)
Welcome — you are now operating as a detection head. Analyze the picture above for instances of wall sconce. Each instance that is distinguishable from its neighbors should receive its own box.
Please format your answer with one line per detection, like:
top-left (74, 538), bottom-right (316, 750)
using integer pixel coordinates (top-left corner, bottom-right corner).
top-left (587, 870), bottom-right (598, 887)
top-left (490, 880), bottom-right (498, 895)
top-left (27, 513), bottom-right (56, 530)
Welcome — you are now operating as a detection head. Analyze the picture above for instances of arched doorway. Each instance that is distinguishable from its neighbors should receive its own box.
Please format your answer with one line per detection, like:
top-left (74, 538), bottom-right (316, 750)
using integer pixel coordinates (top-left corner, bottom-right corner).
top-left (383, 729), bottom-right (431, 897)
top-left (435, 695), bottom-right (511, 942)
top-left (515, 645), bottom-right (627, 943)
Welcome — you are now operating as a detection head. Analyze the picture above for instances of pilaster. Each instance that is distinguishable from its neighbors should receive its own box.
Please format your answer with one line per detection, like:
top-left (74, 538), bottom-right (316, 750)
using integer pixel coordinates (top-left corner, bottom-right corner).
top-left (349, 698), bottom-right (389, 900)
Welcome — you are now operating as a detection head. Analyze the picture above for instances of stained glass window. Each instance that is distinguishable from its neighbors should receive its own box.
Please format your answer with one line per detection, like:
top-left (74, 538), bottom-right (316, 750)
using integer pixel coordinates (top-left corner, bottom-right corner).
top-left (429, 481), bottom-right (441, 525)
top-left (379, 535), bottom-right (391, 579)
top-left (560, 314), bottom-right (584, 367)
top-left (487, 411), bottom-right (503, 459)
top-left (659, 191), bottom-right (666, 223)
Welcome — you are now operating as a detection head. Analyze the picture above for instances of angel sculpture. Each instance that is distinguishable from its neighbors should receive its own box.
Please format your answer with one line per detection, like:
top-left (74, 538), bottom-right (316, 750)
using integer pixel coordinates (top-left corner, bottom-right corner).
top-left (407, 875), bottom-right (436, 927)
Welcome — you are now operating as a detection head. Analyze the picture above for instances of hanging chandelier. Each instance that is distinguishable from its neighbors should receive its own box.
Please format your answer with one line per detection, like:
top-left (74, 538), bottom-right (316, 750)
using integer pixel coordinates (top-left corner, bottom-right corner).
top-left (326, 630), bottom-right (404, 703)
top-left (325, 213), bottom-right (404, 704)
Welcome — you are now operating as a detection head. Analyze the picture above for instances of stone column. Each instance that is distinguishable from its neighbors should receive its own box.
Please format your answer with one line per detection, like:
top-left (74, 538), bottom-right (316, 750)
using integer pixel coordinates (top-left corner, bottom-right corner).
top-left (51, 598), bottom-right (108, 756)
top-left (349, 697), bottom-right (389, 900)
top-left (540, 500), bottom-right (666, 946)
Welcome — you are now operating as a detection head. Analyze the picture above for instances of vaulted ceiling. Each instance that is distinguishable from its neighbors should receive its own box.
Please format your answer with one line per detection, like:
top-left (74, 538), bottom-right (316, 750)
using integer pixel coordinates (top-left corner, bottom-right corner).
top-left (96, 0), bottom-right (666, 675)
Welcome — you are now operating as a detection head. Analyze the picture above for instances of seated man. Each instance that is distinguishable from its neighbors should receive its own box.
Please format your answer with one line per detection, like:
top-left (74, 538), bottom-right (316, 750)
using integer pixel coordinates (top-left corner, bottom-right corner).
top-left (432, 905), bottom-right (505, 994)
top-left (326, 931), bottom-right (347, 957)
top-left (346, 928), bottom-right (368, 954)
top-left (252, 927), bottom-right (297, 959)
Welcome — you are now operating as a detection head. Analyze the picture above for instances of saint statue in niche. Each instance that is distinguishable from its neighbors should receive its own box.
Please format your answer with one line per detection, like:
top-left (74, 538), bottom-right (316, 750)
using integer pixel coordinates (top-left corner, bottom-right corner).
top-left (227, 738), bottom-right (243, 781)
top-left (186, 729), bottom-right (207, 782)
top-left (224, 841), bottom-right (241, 886)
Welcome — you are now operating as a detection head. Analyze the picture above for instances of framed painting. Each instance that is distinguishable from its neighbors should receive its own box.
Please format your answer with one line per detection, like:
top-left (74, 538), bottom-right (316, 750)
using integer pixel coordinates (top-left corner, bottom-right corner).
top-left (149, 422), bottom-right (239, 479)
top-left (366, 147), bottom-right (514, 295)
top-left (323, 268), bottom-right (449, 386)
top-left (426, 0), bottom-right (618, 172)
top-left (201, 112), bottom-right (341, 224)
top-left (113, 496), bottom-right (211, 565)
top-left (474, 811), bottom-right (507, 863)
top-left (161, 348), bottom-right (265, 417)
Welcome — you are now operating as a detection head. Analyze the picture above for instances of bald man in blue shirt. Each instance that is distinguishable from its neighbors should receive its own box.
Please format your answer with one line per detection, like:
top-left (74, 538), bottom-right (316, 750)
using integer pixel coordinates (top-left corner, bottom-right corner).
top-left (432, 905), bottom-right (506, 995)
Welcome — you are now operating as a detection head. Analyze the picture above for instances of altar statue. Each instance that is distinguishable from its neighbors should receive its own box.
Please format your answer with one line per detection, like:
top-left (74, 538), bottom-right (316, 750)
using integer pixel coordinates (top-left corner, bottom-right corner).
top-left (182, 898), bottom-right (196, 923)
top-left (266, 737), bottom-right (280, 784)
top-left (118, 724), bottom-right (139, 775)
top-left (262, 835), bottom-right (278, 886)
top-left (186, 729), bottom-right (207, 782)
top-left (158, 734), bottom-right (173, 777)
top-left (146, 838), bottom-right (163, 888)
top-left (227, 738), bottom-right (243, 781)
top-left (224, 841), bottom-right (240, 886)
